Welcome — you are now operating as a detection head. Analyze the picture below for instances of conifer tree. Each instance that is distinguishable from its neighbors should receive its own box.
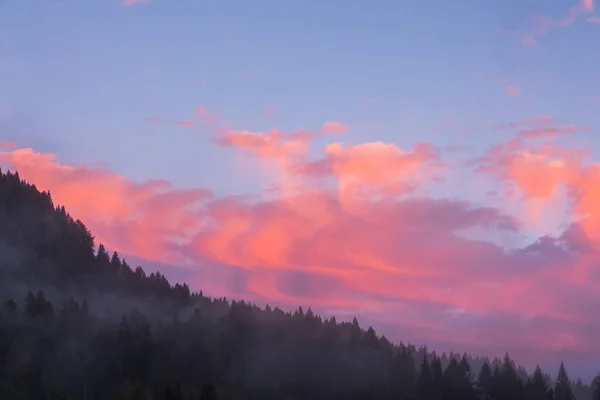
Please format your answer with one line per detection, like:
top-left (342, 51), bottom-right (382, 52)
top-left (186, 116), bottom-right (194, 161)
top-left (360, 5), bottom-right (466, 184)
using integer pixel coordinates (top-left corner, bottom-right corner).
top-left (477, 362), bottom-right (492, 400)
top-left (593, 373), bottom-right (600, 400)
top-left (554, 362), bottom-right (574, 400)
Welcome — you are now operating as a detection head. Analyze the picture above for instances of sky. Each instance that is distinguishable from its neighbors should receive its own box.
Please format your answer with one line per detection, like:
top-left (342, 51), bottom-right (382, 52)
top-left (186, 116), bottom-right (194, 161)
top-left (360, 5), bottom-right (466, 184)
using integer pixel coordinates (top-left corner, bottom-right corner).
top-left (2, 0), bottom-right (600, 381)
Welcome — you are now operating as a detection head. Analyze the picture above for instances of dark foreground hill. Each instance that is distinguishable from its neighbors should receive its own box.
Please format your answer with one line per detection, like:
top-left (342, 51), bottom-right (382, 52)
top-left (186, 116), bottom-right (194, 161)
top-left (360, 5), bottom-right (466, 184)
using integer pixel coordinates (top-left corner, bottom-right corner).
top-left (0, 169), bottom-right (598, 400)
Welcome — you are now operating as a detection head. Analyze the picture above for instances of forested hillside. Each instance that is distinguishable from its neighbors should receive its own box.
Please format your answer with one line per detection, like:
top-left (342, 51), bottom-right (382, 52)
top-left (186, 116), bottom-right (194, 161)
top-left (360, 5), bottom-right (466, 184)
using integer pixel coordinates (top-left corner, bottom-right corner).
top-left (0, 169), bottom-right (599, 399)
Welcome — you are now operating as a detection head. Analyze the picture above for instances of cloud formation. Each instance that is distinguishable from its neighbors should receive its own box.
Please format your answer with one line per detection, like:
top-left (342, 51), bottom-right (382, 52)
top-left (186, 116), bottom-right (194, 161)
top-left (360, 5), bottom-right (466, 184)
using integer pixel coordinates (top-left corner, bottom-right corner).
top-left (508, 0), bottom-right (595, 45)
top-left (321, 121), bottom-right (350, 134)
top-left (1, 114), bottom-right (599, 369)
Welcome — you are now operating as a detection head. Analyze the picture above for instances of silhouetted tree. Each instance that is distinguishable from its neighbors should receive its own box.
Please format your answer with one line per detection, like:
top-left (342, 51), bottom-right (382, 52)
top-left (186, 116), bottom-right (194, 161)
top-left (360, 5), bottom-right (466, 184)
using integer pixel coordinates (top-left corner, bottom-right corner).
top-left (477, 361), bottom-right (493, 400)
top-left (555, 362), bottom-right (574, 400)
top-left (527, 365), bottom-right (550, 400)
top-left (592, 373), bottom-right (600, 400)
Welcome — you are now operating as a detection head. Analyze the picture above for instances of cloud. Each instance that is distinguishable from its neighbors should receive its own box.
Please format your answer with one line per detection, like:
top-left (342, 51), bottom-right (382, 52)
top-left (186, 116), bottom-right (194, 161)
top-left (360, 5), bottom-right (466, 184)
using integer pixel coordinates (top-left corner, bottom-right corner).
top-left (486, 77), bottom-right (521, 96)
top-left (177, 120), bottom-right (196, 128)
top-left (0, 141), bottom-right (16, 149)
top-left (262, 105), bottom-right (278, 121)
top-left (522, 35), bottom-right (536, 45)
top-left (3, 116), bottom-right (600, 368)
top-left (213, 129), bottom-right (310, 162)
top-left (144, 116), bottom-right (161, 124)
top-left (298, 142), bottom-right (443, 206)
top-left (514, 0), bottom-right (595, 45)
top-left (504, 85), bottom-right (520, 96)
top-left (587, 16), bottom-right (600, 23)
top-left (122, 0), bottom-right (151, 6)
top-left (321, 121), bottom-right (350, 134)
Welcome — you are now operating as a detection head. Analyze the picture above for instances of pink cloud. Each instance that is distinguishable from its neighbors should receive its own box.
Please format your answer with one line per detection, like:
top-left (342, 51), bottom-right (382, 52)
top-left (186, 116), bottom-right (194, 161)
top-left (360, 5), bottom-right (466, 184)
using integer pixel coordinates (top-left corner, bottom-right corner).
top-left (262, 105), bottom-right (278, 121)
top-left (515, 0), bottom-right (595, 45)
top-left (4, 115), bottom-right (600, 367)
top-left (321, 121), bottom-right (350, 134)
top-left (522, 35), bottom-right (536, 45)
top-left (487, 77), bottom-right (520, 96)
top-left (504, 85), bottom-right (520, 96)
top-left (213, 128), bottom-right (310, 163)
top-left (144, 116), bottom-right (161, 124)
top-left (587, 16), bottom-right (600, 23)
top-left (0, 141), bottom-right (16, 149)
top-left (193, 107), bottom-right (224, 132)
top-left (299, 142), bottom-right (442, 203)
top-left (177, 120), bottom-right (196, 128)
top-left (122, 0), bottom-right (151, 6)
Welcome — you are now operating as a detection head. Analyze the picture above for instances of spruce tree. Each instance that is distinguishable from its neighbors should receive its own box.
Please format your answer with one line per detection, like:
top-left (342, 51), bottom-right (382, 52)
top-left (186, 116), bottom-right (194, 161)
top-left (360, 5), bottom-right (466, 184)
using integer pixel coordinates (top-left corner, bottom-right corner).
top-left (477, 362), bottom-right (492, 400)
top-left (593, 373), bottom-right (600, 400)
top-left (554, 362), bottom-right (574, 400)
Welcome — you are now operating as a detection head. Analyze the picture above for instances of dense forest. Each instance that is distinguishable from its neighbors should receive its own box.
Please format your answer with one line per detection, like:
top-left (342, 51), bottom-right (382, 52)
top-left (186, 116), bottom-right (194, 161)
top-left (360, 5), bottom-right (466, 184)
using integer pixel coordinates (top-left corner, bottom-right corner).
top-left (0, 169), bottom-right (599, 400)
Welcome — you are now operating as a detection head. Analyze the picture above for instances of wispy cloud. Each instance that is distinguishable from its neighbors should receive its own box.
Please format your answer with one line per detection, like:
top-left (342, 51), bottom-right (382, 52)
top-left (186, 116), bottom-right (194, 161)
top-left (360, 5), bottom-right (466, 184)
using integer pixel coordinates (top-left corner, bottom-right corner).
top-left (176, 120), bottom-right (196, 128)
top-left (506, 0), bottom-right (595, 45)
top-left (504, 85), bottom-right (520, 96)
top-left (0, 141), bottom-right (16, 149)
top-left (321, 121), bottom-right (350, 134)
top-left (144, 116), bottom-right (161, 124)
top-left (122, 0), bottom-right (151, 6)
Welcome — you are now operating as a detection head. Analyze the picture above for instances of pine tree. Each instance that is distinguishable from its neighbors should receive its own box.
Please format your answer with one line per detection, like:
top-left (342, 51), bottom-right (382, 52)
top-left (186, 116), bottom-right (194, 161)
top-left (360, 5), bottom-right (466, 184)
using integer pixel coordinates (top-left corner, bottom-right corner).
top-left (526, 365), bottom-right (549, 400)
top-left (477, 362), bottom-right (492, 400)
top-left (96, 243), bottom-right (110, 265)
top-left (110, 251), bottom-right (122, 274)
top-left (593, 373), bottom-right (600, 400)
top-left (430, 356), bottom-right (444, 400)
top-left (417, 350), bottom-right (432, 400)
top-left (554, 362), bottom-right (574, 400)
